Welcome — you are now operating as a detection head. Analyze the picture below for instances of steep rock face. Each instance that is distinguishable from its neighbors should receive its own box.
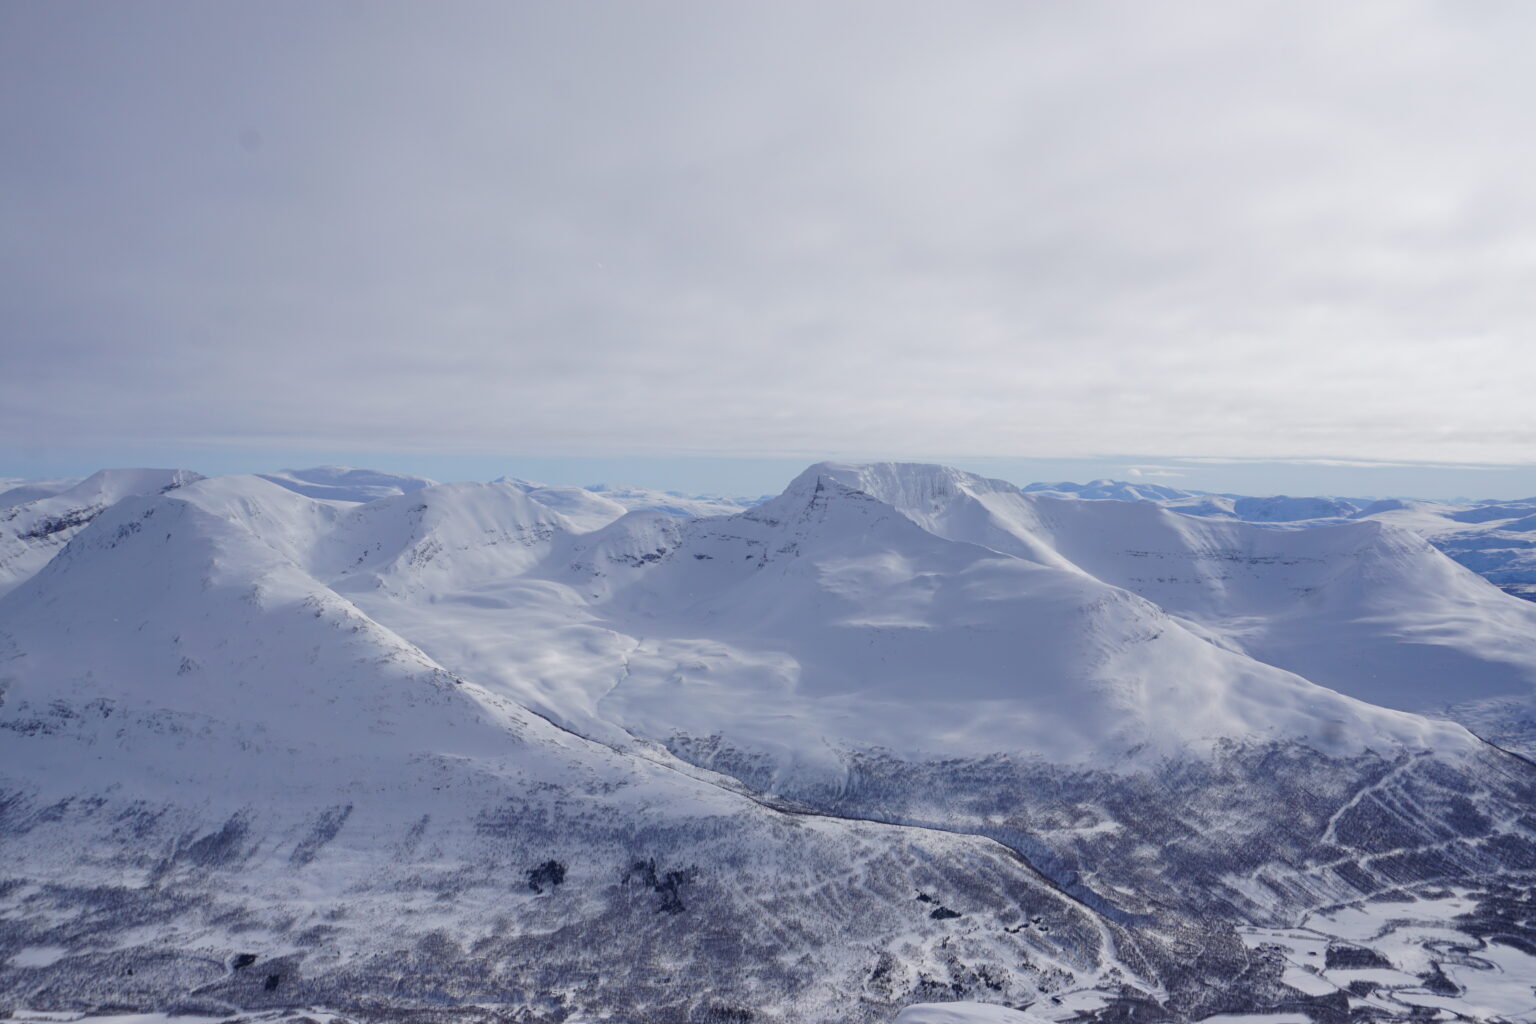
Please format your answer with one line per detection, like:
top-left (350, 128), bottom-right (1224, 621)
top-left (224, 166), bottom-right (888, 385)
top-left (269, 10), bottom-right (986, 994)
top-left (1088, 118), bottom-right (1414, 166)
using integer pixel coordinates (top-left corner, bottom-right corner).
top-left (5, 462), bottom-right (1536, 1022)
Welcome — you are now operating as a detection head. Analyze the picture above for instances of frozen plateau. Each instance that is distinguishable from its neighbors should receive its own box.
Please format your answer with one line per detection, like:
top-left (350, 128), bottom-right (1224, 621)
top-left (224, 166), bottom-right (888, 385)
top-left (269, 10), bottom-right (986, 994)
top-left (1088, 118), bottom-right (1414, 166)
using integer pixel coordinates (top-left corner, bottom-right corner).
top-left (4, 462), bottom-right (1536, 1023)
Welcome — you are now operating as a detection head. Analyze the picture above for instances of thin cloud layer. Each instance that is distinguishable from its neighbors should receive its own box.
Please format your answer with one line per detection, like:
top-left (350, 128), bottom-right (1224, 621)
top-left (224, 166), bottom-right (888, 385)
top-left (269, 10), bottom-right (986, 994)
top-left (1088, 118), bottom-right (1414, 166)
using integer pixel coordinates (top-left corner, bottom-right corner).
top-left (4, 1), bottom-right (1534, 464)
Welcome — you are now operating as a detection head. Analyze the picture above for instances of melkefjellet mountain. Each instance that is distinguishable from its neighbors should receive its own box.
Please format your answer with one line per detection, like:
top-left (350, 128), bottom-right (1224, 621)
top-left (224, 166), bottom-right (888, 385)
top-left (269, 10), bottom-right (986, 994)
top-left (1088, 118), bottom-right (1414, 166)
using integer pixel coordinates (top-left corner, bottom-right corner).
top-left (4, 462), bottom-right (1536, 1023)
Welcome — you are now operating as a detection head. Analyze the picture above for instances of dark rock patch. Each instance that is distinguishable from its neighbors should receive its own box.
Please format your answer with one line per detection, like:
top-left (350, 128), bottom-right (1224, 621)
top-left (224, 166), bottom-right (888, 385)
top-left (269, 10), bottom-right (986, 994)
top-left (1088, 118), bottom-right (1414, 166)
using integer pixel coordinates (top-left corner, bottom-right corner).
top-left (290, 804), bottom-right (353, 867)
top-left (624, 858), bottom-right (697, 914)
top-left (182, 814), bottom-right (250, 868)
top-left (1421, 962), bottom-right (1460, 996)
top-left (526, 859), bottom-right (566, 894)
top-left (1323, 943), bottom-right (1391, 970)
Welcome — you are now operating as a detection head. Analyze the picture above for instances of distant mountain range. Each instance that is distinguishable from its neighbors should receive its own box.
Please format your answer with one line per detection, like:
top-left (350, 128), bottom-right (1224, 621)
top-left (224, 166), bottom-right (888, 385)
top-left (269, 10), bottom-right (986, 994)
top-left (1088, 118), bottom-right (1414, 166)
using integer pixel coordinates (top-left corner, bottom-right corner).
top-left (4, 463), bottom-right (1536, 1022)
top-left (1026, 476), bottom-right (1536, 602)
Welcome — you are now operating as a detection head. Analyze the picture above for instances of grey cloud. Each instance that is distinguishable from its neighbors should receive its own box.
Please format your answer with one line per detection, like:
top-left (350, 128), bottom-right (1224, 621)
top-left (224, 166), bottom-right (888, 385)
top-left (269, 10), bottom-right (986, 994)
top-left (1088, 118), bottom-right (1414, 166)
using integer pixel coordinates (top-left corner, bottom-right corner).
top-left (4, 1), bottom-right (1536, 465)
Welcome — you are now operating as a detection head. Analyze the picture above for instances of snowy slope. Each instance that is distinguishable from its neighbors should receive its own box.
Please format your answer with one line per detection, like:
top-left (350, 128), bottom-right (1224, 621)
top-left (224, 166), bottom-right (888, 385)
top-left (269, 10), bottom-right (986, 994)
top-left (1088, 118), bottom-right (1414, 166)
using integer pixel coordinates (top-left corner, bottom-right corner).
top-left (1359, 497), bottom-right (1536, 602)
top-left (823, 464), bottom-right (1536, 718)
top-left (543, 469), bottom-right (1469, 773)
top-left (1001, 493), bottom-right (1536, 715)
top-left (0, 477), bottom-right (83, 511)
top-left (81, 461), bottom-right (1513, 771)
top-left (4, 463), bottom-right (1532, 778)
top-left (238, 463), bottom-right (1472, 780)
top-left (0, 469), bottom-right (203, 597)
top-left (322, 480), bottom-right (576, 596)
top-left (1027, 477), bottom-right (1536, 600)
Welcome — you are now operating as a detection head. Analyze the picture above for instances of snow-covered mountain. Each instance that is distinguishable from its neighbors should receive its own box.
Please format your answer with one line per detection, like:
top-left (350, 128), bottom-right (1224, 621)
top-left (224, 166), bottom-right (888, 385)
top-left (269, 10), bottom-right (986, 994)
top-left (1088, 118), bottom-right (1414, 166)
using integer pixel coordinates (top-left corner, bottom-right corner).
top-left (0, 477), bottom-right (83, 511)
top-left (1029, 476), bottom-right (1536, 604)
top-left (0, 471), bottom-right (1147, 1021)
top-left (540, 465), bottom-right (1466, 768)
top-left (0, 469), bottom-right (203, 597)
top-left (1360, 496), bottom-right (1536, 602)
top-left (972, 489), bottom-right (1536, 718)
top-left (5, 462), bottom-right (1536, 1023)
top-left (496, 477), bottom-right (758, 532)
top-left (581, 481), bottom-right (759, 518)
top-left (1022, 478), bottom-right (1202, 504)
top-left (255, 466), bottom-right (437, 503)
top-left (1024, 478), bottom-right (1363, 521)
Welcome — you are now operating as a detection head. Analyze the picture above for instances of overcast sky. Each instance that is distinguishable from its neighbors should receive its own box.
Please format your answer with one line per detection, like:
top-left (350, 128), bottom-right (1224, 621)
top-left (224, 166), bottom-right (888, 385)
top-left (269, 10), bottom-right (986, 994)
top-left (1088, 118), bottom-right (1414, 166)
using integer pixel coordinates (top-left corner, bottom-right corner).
top-left (4, 1), bottom-right (1536, 494)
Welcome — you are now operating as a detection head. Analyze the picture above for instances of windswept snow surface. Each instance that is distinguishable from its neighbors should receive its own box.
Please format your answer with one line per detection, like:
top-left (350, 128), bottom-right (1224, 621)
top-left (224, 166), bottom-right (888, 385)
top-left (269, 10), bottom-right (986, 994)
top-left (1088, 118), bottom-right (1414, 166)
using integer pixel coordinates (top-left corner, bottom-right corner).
top-left (6, 462), bottom-right (1536, 1022)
